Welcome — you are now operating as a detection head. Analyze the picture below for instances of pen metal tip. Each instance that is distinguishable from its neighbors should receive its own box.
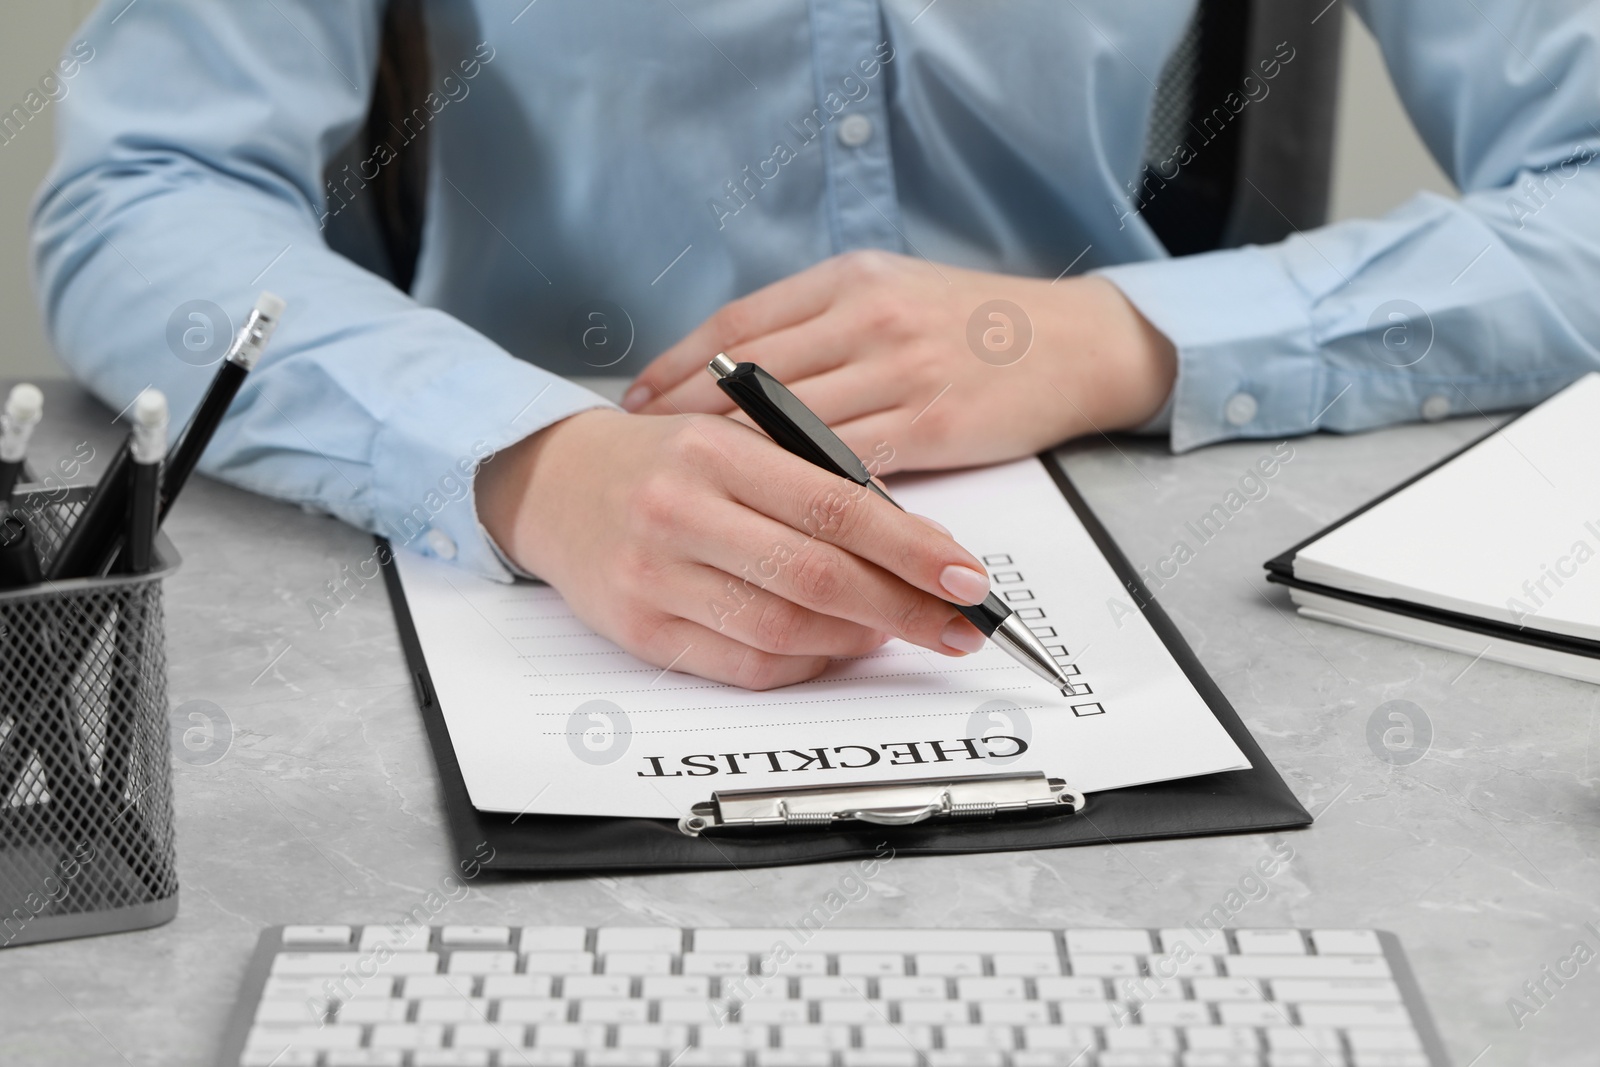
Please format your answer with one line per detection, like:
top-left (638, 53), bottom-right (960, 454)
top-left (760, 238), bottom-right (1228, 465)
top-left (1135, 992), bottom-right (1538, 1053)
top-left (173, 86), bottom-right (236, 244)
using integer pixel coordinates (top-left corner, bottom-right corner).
top-left (4, 383), bottom-right (43, 425)
top-left (707, 353), bottom-right (738, 379)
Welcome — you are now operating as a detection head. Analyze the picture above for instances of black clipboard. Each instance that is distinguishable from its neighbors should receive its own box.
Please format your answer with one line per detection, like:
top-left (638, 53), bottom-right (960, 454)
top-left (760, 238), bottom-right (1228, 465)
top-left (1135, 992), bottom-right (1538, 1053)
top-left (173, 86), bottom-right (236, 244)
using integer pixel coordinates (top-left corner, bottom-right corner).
top-left (379, 454), bottom-right (1310, 873)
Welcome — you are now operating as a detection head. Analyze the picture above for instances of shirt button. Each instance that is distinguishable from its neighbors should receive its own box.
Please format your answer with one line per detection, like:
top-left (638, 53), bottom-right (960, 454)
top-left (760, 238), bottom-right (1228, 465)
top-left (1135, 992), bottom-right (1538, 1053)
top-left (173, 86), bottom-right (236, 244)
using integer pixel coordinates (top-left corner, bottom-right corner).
top-left (425, 528), bottom-right (458, 561)
top-left (837, 113), bottom-right (873, 148)
top-left (1420, 394), bottom-right (1451, 421)
top-left (1223, 392), bottom-right (1258, 426)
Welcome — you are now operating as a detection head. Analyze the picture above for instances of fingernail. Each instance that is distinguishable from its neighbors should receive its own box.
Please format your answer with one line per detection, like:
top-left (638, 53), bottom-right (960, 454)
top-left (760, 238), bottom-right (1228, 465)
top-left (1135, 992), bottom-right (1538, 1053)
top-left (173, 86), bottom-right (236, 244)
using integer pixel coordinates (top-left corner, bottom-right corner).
top-left (939, 564), bottom-right (990, 604)
top-left (914, 513), bottom-right (951, 536)
top-left (621, 384), bottom-right (651, 411)
top-left (941, 617), bottom-right (987, 654)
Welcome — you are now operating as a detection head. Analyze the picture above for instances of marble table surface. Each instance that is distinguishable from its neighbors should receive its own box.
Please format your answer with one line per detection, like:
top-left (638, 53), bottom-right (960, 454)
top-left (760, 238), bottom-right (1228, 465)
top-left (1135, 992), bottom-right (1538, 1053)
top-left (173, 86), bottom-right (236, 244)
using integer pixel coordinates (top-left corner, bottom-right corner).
top-left (0, 376), bottom-right (1595, 1066)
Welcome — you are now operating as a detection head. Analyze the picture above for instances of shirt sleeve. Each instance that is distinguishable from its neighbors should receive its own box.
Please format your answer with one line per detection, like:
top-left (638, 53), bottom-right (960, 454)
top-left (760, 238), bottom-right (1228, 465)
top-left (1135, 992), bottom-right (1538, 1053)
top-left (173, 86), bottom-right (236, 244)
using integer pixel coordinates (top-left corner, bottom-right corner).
top-left (30, 0), bottom-right (613, 581)
top-left (1096, 0), bottom-right (1600, 453)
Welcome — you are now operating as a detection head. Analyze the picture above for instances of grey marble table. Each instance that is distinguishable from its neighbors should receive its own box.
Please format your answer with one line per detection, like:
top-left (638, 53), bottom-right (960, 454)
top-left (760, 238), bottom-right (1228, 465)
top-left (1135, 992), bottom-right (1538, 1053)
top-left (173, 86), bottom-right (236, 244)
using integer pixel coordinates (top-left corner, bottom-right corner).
top-left (0, 377), bottom-right (1595, 1066)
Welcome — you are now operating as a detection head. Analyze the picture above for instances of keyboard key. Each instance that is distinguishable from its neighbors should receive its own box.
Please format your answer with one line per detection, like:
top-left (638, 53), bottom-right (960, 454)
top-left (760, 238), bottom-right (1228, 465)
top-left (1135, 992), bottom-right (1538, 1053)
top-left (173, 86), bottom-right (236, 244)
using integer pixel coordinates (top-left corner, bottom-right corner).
top-left (337, 1000), bottom-right (411, 1024)
top-left (1070, 954), bottom-right (1139, 977)
top-left (369, 1023), bottom-right (445, 1049)
top-left (415, 1000), bottom-right (488, 1023)
top-left (1105, 1027), bottom-right (1178, 1051)
top-left (1233, 930), bottom-right (1306, 955)
top-left (694, 930), bottom-right (1055, 954)
top-left (358, 925), bottom-right (433, 952)
top-left (282, 925), bottom-right (353, 947)
top-left (531, 1023), bottom-right (609, 1048)
top-left (597, 926), bottom-right (683, 953)
top-left (800, 976), bottom-right (870, 999)
top-left (839, 953), bottom-right (905, 976)
top-left (1180, 1054), bottom-right (1259, 1067)
top-left (604, 951), bottom-right (674, 975)
top-left (562, 975), bottom-right (630, 998)
top-left (899, 999), bottom-right (969, 1024)
top-left (976, 1000), bottom-right (1048, 1024)
top-left (1350, 1055), bottom-right (1429, 1067)
top-left (450, 1023), bottom-right (527, 1049)
top-left (660, 997), bottom-right (730, 1023)
top-left (643, 975), bottom-right (710, 998)
top-left (879, 976), bottom-right (946, 999)
top-left (1344, 1026), bottom-right (1425, 1050)
top-left (700, 1022), bottom-right (773, 1049)
top-left (255, 1001), bottom-right (328, 1025)
top-left (1263, 1055), bottom-right (1326, 1067)
top-left (1021, 1024), bottom-right (1098, 1050)
top-left (684, 951), bottom-right (753, 975)
top-left (1066, 929), bottom-right (1154, 956)
top-left (741, 999), bottom-right (810, 1024)
top-left (482, 975), bottom-right (553, 998)
top-left (926, 1054), bottom-right (1005, 1067)
top-left (404, 976), bottom-right (478, 999)
top-left (588, 1053), bottom-right (659, 1067)
top-left (1052, 1000), bottom-right (1124, 1024)
top-left (524, 952), bottom-right (597, 975)
top-left (960, 979), bottom-right (1024, 1004)
top-left (915, 953), bottom-right (983, 976)
top-left (818, 999), bottom-right (882, 1024)
top-left (755, 1053), bottom-right (832, 1067)
top-left (1217, 1002), bottom-right (1284, 1026)
top-left (267, 952), bottom-right (420, 976)
top-left (1138, 1002), bottom-right (1211, 1025)
top-left (1014, 1056), bottom-right (1097, 1067)
top-left (1170, 955), bottom-right (1218, 977)
top-left (1225, 956), bottom-right (1390, 979)
top-left (496, 999), bottom-right (568, 1024)
top-left (578, 998), bottom-right (648, 1023)
top-left (1176, 1026), bottom-right (1258, 1052)
top-left (1099, 1054), bottom-right (1176, 1067)
top-left (327, 1054), bottom-right (404, 1067)
top-left (448, 951), bottom-right (517, 975)
top-left (1298, 1002), bottom-right (1413, 1027)
top-left (520, 927), bottom-right (588, 952)
top-left (1265, 1027), bottom-right (1342, 1051)
top-left (1273, 978), bottom-right (1401, 1003)
top-left (779, 1023), bottom-right (852, 1050)
top-left (993, 953), bottom-right (1061, 976)
top-left (942, 1024), bottom-right (1015, 1049)
top-left (1159, 928), bottom-right (1227, 956)
top-left (676, 1054), bottom-right (747, 1067)
top-left (1035, 977), bottom-right (1105, 1000)
top-left (778, 953), bottom-right (830, 976)
top-left (440, 926), bottom-right (510, 947)
top-left (840, 1053), bottom-right (919, 1067)
top-left (859, 1024), bottom-right (933, 1048)
top-left (614, 1023), bottom-right (690, 1047)
top-left (414, 1054), bottom-right (492, 1067)
top-left (1310, 929), bottom-right (1384, 955)
top-left (1190, 977), bottom-right (1265, 1001)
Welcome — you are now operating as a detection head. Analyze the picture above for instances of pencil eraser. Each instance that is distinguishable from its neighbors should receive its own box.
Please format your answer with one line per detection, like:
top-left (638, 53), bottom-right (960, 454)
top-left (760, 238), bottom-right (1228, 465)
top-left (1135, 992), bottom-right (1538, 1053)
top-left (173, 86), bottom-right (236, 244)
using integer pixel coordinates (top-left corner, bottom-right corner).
top-left (132, 388), bottom-right (169, 427)
top-left (254, 291), bottom-right (287, 321)
top-left (5, 383), bottom-right (43, 425)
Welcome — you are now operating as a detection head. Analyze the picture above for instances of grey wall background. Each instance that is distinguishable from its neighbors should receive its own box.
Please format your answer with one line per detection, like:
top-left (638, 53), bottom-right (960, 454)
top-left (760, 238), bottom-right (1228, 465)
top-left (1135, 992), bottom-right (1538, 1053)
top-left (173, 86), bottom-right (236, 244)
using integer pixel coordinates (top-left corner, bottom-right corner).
top-left (0, 5), bottom-right (1457, 380)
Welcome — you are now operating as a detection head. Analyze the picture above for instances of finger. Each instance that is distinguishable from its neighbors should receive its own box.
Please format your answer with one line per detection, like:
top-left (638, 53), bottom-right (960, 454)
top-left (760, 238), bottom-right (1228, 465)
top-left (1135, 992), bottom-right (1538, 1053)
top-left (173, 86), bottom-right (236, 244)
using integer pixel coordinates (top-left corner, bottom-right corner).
top-left (686, 499), bottom-right (981, 655)
top-left (682, 562), bottom-right (887, 657)
top-left (773, 359), bottom-right (903, 428)
top-left (723, 454), bottom-right (993, 613)
top-left (630, 614), bottom-right (833, 690)
top-left (624, 259), bottom-right (845, 410)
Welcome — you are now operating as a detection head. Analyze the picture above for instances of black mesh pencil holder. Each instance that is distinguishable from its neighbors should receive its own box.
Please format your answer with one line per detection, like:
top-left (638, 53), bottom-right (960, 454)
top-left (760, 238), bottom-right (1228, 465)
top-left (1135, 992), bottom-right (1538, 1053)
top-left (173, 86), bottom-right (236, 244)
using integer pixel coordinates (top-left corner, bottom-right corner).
top-left (0, 484), bottom-right (181, 948)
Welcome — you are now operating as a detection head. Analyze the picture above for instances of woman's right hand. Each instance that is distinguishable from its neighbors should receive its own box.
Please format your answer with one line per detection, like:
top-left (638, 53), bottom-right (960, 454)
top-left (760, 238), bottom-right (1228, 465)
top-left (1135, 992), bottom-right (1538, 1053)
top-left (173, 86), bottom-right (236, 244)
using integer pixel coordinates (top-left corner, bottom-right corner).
top-left (474, 408), bottom-right (994, 690)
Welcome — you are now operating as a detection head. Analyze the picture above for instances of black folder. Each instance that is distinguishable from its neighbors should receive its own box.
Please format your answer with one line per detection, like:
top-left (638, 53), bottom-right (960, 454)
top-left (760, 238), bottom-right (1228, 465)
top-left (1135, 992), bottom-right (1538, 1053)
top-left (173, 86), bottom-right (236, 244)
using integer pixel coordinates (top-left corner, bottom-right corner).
top-left (380, 454), bottom-right (1310, 874)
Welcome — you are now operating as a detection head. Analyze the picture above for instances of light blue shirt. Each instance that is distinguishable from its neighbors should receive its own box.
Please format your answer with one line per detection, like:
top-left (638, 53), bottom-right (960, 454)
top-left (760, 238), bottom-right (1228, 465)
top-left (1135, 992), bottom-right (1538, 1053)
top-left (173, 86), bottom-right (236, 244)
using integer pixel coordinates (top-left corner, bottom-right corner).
top-left (32, 0), bottom-right (1600, 581)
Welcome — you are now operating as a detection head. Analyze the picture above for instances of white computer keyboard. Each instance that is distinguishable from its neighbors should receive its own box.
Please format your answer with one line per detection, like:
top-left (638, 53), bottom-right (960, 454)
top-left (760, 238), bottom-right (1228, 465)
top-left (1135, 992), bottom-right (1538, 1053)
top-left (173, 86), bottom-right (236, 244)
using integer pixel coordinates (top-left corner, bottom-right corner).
top-left (221, 926), bottom-right (1450, 1067)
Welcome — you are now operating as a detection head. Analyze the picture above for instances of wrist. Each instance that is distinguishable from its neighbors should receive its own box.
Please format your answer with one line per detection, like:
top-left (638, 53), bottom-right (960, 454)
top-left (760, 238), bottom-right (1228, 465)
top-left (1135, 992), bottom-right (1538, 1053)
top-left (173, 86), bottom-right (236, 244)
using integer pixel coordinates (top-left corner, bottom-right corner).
top-left (475, 408), bottom-right (624, 578)
top-left (1055, 275), bottom-right (1178, 432)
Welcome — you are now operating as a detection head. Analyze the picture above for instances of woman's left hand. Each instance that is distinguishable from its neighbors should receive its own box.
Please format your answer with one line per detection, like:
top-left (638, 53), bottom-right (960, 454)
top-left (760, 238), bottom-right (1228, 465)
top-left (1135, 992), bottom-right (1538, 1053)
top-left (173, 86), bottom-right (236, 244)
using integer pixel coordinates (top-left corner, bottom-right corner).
top-left (623, 250), bottom-right (1178, 474)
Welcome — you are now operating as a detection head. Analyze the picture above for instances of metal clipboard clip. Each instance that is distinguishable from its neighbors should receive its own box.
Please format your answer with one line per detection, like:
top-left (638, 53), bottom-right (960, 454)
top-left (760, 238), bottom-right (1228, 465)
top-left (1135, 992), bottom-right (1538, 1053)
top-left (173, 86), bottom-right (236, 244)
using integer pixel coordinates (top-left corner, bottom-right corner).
top-left (677, 771), bottom-right (1084, 836)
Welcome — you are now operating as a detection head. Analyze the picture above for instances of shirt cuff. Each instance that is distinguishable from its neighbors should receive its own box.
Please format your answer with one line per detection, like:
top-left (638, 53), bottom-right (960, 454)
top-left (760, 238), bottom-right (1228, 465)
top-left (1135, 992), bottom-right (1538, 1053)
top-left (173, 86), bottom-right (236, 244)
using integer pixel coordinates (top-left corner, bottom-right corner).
top-left (1097, 244), bottom-right (1323, 453)
top-left (370, 348), bottom-right (617, 582)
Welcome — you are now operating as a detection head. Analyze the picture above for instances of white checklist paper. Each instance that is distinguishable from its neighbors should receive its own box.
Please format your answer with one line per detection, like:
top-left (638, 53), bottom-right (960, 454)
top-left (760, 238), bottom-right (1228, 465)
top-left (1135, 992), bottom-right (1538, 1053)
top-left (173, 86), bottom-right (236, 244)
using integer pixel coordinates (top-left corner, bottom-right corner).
top-left (392, 457), bottom-right (1250, 818)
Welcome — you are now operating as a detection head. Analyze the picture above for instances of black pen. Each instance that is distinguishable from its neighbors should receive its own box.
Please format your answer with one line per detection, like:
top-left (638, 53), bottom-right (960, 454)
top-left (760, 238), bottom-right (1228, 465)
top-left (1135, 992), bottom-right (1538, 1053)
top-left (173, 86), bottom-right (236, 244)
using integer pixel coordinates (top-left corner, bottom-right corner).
top-left (707, 353), bottom-right (1076, 695)
top-left (159, 291), bottom-right (285, 525)
top-left (0, 382), bottom-right (43, 511)
top-left (120, 389), bottom-right (167, 575)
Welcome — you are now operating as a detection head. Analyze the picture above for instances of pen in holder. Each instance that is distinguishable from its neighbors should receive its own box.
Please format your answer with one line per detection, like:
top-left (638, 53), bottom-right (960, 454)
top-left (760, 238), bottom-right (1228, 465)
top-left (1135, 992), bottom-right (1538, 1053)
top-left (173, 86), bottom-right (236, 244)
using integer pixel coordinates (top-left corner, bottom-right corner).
top-left (0, 484), bottom-right (181, 948)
